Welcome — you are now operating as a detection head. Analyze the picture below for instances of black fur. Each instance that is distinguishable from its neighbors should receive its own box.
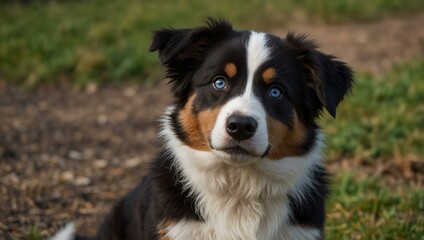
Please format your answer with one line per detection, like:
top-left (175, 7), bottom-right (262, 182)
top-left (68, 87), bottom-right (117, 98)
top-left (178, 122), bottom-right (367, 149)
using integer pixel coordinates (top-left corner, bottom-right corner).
top-left (284, 32), bottom-right (354, 118)
top-left (92, 151), bottom-right (201, 240)
top-left (288, 164), bottom-right (330, 238)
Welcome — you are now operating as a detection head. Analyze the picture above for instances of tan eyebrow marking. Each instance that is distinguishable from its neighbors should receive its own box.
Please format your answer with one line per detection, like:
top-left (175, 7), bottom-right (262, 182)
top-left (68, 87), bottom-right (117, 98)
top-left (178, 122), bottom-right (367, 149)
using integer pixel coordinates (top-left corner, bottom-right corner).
top-left (262, 68), bottom-right (276, 84)
top-left (224, 62), bottom-right (237, 78)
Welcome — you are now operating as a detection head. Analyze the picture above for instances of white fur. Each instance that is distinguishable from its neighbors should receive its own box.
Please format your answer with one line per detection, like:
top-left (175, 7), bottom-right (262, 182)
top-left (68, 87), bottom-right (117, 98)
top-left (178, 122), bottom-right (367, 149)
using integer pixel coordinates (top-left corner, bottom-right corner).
top-left (49, 223), bottom-right (76, 240)
top-left (245, 32), bottom-right (270, 97)
top-left (166, 220), bottom-right (321, 240)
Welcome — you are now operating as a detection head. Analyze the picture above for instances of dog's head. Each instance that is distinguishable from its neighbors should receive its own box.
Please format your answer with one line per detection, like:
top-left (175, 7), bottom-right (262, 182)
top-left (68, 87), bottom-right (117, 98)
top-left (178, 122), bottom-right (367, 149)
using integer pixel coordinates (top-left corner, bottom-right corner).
top-left (150, 19), bottom-right (353, 165)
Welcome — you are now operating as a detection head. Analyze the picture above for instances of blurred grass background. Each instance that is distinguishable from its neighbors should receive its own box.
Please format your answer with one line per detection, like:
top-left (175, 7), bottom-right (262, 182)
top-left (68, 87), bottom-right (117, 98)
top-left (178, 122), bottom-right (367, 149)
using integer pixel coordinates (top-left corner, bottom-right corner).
top-left (0, 0), bottom-right (423, 239)
top-left (322, 61), bottom-right (424, 159)
top-left (1, 0), bottom-right (424, 86)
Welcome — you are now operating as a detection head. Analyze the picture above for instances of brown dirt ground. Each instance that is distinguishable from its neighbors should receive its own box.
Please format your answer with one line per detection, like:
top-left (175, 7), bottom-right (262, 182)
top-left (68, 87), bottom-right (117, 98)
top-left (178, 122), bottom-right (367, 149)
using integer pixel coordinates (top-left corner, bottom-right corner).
top-left (1, 14), bottom-right (424, 239)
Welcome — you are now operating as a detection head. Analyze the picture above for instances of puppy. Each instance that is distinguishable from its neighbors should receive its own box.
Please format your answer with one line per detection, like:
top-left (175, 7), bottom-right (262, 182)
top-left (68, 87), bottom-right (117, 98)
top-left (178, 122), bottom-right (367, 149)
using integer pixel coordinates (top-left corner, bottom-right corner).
top-left (52, 19), bottom-right (353, 240)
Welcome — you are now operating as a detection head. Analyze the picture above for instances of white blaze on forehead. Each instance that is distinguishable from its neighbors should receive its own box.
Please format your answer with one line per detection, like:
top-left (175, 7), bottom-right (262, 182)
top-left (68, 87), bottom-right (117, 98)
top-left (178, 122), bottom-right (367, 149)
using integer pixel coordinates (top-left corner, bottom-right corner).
top-left (208, 32), bottom-right (271, 160)
top-left (244, 32), bottom-right (270, 96)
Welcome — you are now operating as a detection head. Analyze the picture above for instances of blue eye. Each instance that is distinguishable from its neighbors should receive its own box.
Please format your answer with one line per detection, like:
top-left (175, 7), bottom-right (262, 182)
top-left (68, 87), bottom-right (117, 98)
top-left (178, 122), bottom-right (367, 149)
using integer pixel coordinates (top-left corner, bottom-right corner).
top-left (269, 87), bottom-right (282, 98)
top-left (213, 77), bottom-right (227, 90)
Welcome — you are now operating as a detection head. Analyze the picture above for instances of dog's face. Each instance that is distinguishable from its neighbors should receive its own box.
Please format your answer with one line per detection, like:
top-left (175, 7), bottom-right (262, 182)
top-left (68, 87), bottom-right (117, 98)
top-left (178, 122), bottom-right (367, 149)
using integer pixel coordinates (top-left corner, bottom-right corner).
top-left (151, 19), bottom-right (353, 165)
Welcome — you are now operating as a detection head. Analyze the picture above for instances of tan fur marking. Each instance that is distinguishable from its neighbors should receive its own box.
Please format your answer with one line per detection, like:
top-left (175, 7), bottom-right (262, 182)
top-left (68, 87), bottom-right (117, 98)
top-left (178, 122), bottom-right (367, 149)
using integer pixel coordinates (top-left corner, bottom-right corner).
top-left (224, 62), bottom-right (237, 78)
top-left (157, 220), bottom-right (176, 240)
top-left (262, 68), bottom-right (276, 84)
top-left (198, 106), bottom-right (222, 144)
top-left (179, 95), bottom-right (209, 151)
top-left (266, 111), bottom-right (306, 160)
top-left (179, 95), bottom-right (221, 151)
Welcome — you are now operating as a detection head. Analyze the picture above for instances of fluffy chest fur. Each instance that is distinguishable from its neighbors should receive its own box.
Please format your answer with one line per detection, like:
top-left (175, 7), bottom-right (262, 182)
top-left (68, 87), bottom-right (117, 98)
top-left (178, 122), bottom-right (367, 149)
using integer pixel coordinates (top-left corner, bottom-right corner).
top-left (164, 219), bottom-right (320, 240)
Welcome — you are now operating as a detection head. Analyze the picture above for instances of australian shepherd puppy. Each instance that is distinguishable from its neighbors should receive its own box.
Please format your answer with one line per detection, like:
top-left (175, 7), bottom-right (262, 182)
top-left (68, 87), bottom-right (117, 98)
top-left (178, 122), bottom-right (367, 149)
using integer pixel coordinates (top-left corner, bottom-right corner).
top-left (52, 19), bottom-right (353, 240)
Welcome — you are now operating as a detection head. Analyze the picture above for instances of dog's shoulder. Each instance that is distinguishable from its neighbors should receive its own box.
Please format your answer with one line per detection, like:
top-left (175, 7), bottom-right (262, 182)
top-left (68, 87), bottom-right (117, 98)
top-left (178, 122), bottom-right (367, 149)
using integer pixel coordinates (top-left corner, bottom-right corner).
top-left (96, 151), bottom-right (201, 240)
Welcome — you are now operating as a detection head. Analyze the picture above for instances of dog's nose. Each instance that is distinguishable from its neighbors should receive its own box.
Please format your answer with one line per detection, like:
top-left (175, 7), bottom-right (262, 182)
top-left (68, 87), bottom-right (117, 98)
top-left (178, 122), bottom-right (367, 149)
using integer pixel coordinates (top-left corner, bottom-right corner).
top-left (226, 114), bottom-right (258, 141)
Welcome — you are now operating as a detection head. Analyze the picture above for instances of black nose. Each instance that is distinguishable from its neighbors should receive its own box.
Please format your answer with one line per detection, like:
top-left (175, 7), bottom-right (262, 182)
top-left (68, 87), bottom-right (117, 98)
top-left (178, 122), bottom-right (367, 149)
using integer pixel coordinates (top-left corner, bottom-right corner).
top-left (226, 114), bottom-right (258, 141)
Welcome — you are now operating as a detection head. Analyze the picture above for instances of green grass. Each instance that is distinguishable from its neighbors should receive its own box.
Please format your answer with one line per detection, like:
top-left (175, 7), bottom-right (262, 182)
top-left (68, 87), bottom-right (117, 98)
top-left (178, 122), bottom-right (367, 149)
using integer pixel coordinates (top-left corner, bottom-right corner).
top-left (321, 62), bottom-right (424, 237)
top-left (321, 61), bottom-right (424, 159)
top-left (301, 0), bottom-right (424, 23)
top-left (326, 172), bottom-right (424, 239)
top-left (26, 226), bottom-right (43, 240)
top-left (1, 0), bottom-right (424, 86)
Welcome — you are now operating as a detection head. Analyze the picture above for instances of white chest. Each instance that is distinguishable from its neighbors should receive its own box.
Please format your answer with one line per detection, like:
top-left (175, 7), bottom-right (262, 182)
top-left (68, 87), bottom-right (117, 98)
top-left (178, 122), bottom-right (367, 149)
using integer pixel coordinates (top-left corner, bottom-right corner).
top-left (165, 217), bottom-right (321, 240)
top-left (164, 194), bottom-right (320, 240)
top-left (162, 128), bottom-right (324, 239)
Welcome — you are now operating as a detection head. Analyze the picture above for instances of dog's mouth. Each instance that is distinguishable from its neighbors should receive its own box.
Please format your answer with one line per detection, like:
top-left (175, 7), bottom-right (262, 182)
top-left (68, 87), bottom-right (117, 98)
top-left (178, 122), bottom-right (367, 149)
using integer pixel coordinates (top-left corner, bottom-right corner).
top-left (220, 146), bottom-right (251, 155)
top-left (211, 145), bottom-right (271, 159)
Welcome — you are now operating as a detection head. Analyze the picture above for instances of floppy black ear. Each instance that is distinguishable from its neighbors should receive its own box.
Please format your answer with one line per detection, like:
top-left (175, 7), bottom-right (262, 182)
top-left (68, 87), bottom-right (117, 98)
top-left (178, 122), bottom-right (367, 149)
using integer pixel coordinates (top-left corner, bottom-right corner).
top-left (149, 28), bottom-right (201, 65)
top-left (149, 19), bottom-right (233, 99)
top-left (285, 33), bottom-right (353, 118)
top-left (310, 51), bottom-right (353, 118)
